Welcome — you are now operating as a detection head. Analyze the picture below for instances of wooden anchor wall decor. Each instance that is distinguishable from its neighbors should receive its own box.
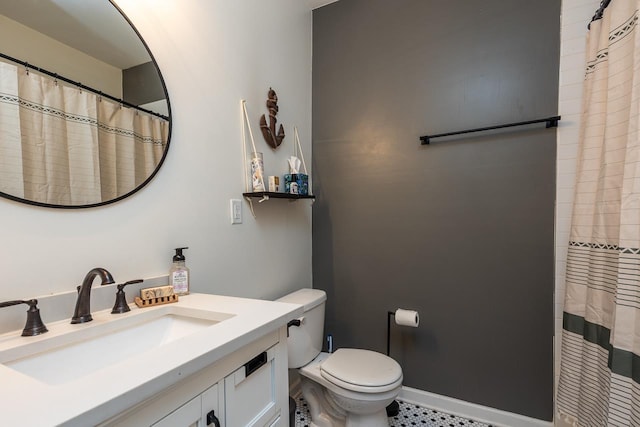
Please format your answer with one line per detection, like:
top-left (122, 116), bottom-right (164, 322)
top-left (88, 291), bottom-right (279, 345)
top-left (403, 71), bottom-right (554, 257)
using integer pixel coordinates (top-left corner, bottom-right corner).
top-left (260, 88), bottom-right (285, 149)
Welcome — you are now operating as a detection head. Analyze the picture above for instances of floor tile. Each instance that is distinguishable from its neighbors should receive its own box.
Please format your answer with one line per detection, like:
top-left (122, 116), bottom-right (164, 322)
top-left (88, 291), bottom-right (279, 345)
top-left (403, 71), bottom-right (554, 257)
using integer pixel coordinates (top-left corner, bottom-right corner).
top-left (293, 396), bottom-right (491, 427)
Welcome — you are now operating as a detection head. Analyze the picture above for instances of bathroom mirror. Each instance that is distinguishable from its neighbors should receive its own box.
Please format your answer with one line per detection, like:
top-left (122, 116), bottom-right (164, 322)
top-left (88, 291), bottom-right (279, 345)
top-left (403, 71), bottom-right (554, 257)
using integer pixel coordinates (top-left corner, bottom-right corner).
top-left (0, 0), bottom-right (171, 208)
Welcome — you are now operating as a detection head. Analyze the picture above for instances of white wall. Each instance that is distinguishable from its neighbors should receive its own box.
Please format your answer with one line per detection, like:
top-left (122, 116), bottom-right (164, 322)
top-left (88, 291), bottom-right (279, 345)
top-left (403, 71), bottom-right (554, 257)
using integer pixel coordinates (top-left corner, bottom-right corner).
top-left (555, 0), bottom-right (600, 409)
top-left (0, 0), bottom-right (313, 332)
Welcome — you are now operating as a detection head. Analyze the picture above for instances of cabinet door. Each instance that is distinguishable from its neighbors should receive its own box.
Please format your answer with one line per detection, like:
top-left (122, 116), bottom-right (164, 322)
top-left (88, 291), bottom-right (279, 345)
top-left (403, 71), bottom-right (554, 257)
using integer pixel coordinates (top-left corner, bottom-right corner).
top-left (152, 384), bottom-right (220, 427)
top-left (151, 395), bottom-right (201, 427)
top-left (201, 384), bottom-right (223, 427)
top-left (268, 416), bottom-right (281, 427)
top-left (224, 346), bottom-right (277, 426)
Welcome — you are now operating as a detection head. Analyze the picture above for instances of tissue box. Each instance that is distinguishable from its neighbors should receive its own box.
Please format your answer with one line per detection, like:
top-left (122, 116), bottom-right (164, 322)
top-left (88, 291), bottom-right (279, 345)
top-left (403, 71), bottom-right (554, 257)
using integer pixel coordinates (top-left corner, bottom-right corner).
top-left (284, 174), bottom-right (309, 195)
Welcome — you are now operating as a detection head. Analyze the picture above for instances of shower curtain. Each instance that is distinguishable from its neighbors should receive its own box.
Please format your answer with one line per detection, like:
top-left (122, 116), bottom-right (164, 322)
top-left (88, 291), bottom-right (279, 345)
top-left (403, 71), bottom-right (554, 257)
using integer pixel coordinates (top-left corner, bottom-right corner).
top-left (557, 1), bottom-right (640, 425)
top-left (0, 61), bottom-right (168, 205)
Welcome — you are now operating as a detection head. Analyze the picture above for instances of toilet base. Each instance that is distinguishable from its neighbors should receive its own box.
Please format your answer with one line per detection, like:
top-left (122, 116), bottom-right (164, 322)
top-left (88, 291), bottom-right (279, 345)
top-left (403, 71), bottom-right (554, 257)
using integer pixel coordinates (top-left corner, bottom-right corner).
top-left (298, 353), bottom-right (401, 427)
top-left (300, 375), bottom-right (345, 427)
top-left (300, 377), bottom-right (394, 427)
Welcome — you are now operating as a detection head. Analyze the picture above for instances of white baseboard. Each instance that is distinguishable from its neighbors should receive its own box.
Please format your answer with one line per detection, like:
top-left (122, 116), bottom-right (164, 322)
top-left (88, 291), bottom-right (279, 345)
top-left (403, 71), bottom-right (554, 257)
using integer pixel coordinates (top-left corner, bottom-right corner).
top-left (399, 386), bottom-right (553, 427)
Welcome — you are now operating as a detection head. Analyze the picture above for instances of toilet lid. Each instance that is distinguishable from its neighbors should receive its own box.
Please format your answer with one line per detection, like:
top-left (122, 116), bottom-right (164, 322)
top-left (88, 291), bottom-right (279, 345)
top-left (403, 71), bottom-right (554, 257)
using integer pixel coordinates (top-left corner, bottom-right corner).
top-left (320, 348), bottom-right (402, 389)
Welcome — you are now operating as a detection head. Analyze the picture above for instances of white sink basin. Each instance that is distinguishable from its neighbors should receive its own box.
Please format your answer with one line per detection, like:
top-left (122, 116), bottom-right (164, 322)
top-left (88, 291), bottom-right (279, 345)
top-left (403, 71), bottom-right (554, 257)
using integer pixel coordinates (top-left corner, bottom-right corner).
top-left (0, 306), bottom-right (233, 385)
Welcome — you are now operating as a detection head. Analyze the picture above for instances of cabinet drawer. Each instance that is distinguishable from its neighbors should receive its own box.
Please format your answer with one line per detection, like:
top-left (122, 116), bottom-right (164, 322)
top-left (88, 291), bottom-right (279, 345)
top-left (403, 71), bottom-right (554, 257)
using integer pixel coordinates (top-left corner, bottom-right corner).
top-left (225, 346), bottom-right (277, 426)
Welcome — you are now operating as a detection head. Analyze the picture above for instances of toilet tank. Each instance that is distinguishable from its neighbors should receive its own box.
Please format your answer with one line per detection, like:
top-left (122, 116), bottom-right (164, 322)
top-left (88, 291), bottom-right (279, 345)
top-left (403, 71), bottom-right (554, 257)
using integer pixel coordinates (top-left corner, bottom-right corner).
top-left (277, 288), bottom-right (327, 368)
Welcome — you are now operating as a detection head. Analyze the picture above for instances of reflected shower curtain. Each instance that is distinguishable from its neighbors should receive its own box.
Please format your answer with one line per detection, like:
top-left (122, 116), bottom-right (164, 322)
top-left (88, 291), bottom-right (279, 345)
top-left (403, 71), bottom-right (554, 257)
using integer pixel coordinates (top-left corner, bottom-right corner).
top-left (557, 1), bottom-right (640, 425)
top-left (0, 61), bottom-right (167, 205)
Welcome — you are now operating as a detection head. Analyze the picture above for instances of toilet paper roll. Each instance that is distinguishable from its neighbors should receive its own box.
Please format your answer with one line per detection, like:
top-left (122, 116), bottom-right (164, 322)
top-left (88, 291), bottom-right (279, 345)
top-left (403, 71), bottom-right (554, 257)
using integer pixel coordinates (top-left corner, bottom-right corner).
top-left (395, 309), bottom-right (419, 327)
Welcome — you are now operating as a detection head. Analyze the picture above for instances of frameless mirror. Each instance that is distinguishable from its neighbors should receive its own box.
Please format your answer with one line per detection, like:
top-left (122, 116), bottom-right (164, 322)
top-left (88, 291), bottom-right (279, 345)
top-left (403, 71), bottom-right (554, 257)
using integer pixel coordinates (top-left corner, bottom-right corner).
top-left (0, 0), bottom-right (171, 208)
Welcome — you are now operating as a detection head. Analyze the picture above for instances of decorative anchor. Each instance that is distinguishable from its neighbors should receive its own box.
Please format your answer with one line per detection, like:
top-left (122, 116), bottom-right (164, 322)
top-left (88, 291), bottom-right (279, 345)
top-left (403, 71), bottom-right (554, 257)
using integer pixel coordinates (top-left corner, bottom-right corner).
top-left (259, 87), bottom-right (285, 149)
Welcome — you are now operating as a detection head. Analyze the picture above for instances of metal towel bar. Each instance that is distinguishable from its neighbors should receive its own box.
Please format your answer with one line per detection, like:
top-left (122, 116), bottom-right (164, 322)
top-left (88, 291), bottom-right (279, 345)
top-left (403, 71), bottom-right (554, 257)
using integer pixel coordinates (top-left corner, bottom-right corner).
top-left (419, 115), bottom-right (560, 145)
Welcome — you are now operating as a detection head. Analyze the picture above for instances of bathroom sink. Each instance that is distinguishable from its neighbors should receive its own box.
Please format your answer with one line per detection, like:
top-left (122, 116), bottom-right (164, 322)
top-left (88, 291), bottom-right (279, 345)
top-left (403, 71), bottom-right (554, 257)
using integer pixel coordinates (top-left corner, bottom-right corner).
top-left (0, 306), bottom-right (233, 385)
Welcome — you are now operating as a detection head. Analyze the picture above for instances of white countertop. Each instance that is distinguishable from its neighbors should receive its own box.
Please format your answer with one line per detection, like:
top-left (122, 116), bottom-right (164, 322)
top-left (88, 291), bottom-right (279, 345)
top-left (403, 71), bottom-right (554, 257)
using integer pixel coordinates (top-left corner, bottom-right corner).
top-left (0, 293), bottom-right (303, 426)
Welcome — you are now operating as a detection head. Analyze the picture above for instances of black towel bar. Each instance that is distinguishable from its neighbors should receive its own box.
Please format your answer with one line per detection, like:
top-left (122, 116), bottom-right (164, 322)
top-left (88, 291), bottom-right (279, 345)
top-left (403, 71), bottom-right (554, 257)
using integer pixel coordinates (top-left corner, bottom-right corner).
top-left (419, 116), bottom-right (560, 145)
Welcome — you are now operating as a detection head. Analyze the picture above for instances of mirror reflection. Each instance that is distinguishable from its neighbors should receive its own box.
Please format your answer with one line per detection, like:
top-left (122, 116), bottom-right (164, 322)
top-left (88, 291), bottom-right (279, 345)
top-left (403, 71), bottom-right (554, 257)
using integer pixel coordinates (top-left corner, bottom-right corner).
top-left (0, 0), bottom-right (171, 208)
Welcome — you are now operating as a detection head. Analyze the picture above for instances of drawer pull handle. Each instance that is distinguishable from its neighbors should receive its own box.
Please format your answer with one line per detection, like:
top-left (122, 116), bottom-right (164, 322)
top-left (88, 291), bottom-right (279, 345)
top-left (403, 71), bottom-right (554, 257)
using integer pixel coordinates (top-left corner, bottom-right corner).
top-left (206, 410), bottom-right (220, 426)
top-left (245, 351), bottom-right (268, 377)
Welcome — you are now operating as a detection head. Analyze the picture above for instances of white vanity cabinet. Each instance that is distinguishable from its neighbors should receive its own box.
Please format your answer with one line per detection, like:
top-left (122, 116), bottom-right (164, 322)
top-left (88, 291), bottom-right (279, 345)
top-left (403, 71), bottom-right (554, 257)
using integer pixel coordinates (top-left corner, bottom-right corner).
top-left (102, 328), bottom-right (287, 427)
top-left (0, 294), bottom-right (303, 426)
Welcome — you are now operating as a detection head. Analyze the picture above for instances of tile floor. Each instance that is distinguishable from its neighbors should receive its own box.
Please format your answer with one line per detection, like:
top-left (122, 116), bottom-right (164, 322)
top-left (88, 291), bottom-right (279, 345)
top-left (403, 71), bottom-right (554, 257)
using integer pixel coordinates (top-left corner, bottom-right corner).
top-left (293, 396), bottom-right (492, 427)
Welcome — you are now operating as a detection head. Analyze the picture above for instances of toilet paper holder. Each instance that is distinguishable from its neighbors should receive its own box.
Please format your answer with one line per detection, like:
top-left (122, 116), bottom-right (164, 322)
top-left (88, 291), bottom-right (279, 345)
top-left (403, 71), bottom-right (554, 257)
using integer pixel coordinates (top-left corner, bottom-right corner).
top-left (386, 309), bottom-right (419, 356)
top-left (386, 308), bottom-right (419, 418)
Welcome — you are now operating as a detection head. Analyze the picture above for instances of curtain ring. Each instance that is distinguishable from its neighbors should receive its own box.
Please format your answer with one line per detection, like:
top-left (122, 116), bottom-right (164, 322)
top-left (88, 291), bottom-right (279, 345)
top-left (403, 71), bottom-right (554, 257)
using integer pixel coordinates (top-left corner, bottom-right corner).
top-left (53, 73), bottom-right (58, 86)
top-left (24, 63), bottom-right (29, 75)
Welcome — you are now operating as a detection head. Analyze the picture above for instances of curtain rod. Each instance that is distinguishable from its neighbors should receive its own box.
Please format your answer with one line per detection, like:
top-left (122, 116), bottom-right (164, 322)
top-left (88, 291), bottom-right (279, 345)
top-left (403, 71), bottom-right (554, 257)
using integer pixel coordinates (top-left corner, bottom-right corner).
top-left (589, 0), bottom-right (612, 29)
top-left (419, 116), bottom-right (561, 145)
top-left (0, 51), bottom-right (169, 121)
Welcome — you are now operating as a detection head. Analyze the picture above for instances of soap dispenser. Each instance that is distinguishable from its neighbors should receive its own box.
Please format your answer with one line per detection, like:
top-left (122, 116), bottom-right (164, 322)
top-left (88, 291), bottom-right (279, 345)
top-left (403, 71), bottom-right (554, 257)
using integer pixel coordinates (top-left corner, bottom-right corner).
top-left (170, 247), bottom-right (190, 296)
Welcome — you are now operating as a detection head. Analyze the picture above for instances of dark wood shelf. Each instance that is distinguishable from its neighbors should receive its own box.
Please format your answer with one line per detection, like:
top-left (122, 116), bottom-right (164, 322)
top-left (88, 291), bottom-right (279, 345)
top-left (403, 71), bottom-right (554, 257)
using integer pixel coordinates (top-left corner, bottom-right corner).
top-left (242, 192), bottom-right (315, 200)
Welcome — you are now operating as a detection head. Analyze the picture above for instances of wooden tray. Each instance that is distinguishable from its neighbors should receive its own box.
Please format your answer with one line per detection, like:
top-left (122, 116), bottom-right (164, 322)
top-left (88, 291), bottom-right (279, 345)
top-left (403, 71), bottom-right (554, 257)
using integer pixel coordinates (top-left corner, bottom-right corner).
top-left (134, 294), bottom-right (178, 308)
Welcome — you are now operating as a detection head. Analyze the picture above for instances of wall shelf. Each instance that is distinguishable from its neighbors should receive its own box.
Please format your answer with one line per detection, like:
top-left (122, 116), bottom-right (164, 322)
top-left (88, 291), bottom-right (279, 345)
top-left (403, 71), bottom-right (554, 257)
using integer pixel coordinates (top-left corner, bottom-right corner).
top-left (242, 192), bottom-right (315, 200)
top-left (240, 100), bottom-right (314, 217)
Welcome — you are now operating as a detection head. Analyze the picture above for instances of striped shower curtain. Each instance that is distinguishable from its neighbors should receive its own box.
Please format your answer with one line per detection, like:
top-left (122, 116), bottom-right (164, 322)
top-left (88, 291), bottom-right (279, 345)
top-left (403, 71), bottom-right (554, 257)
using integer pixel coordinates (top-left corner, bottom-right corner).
top-left (0, 61), bottom-right (168, 206)
top-left (557, 1), bottom-right (640, 425)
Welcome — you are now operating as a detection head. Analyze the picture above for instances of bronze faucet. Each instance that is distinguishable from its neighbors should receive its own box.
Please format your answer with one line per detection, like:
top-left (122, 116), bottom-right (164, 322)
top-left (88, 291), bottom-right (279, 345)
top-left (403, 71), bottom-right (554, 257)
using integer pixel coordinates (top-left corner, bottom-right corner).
top-left (0, 299), bottom-right (48, 336)
top-left (111, 279), bottom-right (143, 314)
top-left (71, 268), bottom-right (115, 324)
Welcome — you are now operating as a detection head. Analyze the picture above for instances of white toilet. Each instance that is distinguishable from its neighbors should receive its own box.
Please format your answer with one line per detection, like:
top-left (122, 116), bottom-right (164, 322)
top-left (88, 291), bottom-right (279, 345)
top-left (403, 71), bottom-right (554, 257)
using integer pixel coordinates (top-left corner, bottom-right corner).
top-left (278, 288), bottom-right (403, 427)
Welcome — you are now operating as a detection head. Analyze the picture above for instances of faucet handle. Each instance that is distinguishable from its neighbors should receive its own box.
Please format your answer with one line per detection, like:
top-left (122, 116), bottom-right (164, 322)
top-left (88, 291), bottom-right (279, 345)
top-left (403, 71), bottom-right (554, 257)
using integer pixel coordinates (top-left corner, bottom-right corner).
top-left (0, 299), bottom-right (48, 337)
top-left (111, 279), bottom-right (143, 314)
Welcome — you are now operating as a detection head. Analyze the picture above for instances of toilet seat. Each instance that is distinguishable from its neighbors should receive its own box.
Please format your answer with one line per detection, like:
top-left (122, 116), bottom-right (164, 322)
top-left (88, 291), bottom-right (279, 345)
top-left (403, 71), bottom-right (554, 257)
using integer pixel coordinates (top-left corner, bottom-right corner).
top-left (320, 348), bottom-right (403, 393)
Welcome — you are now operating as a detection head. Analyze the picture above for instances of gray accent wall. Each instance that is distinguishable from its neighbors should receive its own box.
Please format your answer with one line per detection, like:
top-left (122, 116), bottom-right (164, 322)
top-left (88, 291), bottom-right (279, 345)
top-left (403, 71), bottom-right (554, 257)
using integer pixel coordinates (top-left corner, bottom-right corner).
top-left (122, 61), bottom-right (165, 106)
top-left (312, 0), bottom-right (559, 421)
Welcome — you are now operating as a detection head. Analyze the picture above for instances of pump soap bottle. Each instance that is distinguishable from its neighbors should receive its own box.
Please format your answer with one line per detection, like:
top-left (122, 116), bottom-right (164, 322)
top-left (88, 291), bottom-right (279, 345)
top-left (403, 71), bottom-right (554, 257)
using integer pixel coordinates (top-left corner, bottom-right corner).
top-left (170, 247), bottom-right (190, 296)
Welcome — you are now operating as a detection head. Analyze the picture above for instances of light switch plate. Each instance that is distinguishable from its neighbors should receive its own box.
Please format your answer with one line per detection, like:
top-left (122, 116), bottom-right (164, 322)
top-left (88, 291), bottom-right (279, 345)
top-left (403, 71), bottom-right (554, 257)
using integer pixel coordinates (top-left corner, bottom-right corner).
top-left (230, 199), bottom-right (242, 224)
